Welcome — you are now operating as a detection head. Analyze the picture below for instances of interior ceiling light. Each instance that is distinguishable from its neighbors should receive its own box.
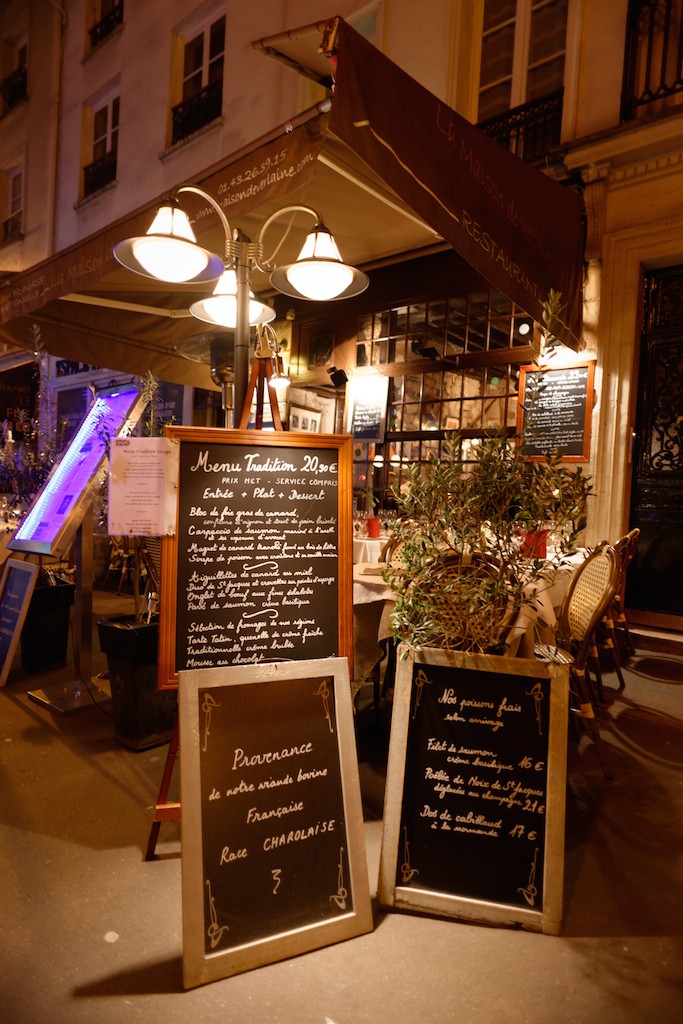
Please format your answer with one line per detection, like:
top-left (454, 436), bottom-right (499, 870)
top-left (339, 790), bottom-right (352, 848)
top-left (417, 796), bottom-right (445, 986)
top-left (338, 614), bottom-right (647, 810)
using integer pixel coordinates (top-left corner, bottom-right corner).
top-left (113, 199), bottom-right (224, 284)
top-left (189, 268), bottom-right (275, 328)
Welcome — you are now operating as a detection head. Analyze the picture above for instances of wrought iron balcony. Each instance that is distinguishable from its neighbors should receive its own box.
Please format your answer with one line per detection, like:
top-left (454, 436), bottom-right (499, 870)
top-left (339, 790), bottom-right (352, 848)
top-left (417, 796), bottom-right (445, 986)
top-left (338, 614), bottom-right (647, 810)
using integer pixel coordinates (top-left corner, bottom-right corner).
top-left (83, 150), bottom-right (117, 197)
top-left (89, 1), bottom-right (124, 50)
top-left (0, 65), bottom-right (27, 113)
top-left (171, 80), bottom-right (223, 144)
top-left (477, 89), bottom-right (564, 163)
top-left (621, 0), bottom-right (683, 120)
top-left (2, 212), bottom-right (22, 243)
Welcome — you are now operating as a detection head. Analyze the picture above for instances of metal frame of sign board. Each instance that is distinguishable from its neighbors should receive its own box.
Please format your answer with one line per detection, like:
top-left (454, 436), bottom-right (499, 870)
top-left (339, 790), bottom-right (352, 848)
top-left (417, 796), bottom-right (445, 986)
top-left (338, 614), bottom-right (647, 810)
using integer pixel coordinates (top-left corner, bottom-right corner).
top-left (378, 647), bottom-right (569, 935)
top-left (0, 558), bottom-right (39, 687)
top-left (9, 386), bottom-right (147, 557)
top-left (179, 657), bottom-right (373, 987)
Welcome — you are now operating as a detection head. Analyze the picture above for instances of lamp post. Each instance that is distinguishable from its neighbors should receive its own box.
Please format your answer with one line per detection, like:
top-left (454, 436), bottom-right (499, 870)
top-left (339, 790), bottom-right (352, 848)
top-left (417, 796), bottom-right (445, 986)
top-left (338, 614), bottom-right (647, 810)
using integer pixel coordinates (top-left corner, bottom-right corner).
top-left (113, 185), bottom-right (368, 424)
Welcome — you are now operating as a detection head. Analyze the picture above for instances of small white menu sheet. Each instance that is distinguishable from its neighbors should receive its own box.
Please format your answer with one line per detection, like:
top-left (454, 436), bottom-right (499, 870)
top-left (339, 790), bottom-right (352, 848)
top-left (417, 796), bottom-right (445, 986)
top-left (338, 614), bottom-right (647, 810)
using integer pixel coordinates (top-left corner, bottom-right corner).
top-left (108, 436), bottom-right (179, 536)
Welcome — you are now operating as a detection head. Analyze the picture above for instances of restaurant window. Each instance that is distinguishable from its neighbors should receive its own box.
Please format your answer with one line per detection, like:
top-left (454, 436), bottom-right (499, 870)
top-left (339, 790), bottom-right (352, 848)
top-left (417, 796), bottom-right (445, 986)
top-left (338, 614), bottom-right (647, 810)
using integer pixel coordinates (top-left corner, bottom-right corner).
top-left (82, 94), bottom-right (119, 198)
top-left (352, 290), bottom-right (531, 503)
top-left (1, 167), bottom-right (23, 243)
top-left (477, 0), bottom-right (567, 160)
top-left (87, 0), bottom-right (124, 51)
top-left (1, 35), bottom-right (28, 116)
top-left (171, 12), bottom-right (225, 145)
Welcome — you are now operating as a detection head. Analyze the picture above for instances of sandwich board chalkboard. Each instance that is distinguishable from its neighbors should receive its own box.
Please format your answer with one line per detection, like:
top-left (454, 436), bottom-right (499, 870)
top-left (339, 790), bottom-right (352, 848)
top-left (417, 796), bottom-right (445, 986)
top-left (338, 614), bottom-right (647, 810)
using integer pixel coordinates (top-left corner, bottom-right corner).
top-left (178, 657), bottom-right (372, 987)
top-left (158, 428), bottom-right (353, 689)
top-left (0, 559), bottom-right (38, 687)
top-left (517, 361), bottom-right (595, 462)
top-left (378, 647), bottom-right (568, 934)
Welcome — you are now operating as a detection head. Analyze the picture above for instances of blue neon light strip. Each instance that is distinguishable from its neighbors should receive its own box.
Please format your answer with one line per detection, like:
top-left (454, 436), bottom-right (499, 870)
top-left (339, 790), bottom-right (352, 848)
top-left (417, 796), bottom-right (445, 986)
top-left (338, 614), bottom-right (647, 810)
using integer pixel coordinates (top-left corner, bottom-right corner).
top-left (13, 389), bottom-right (138, 547)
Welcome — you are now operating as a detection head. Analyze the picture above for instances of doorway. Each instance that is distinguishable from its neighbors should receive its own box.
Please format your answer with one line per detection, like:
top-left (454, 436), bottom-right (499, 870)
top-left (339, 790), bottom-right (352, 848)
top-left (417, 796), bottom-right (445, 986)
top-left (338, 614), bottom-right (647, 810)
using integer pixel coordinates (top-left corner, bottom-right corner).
top-left (627, 265), bottom-right (683, 630)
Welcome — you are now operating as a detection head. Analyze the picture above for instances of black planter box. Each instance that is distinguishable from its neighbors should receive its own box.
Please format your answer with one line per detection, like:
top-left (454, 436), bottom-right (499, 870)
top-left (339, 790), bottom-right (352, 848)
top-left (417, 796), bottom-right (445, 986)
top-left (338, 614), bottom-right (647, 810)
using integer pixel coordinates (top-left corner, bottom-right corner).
top-left (20, 582), bottom-right (76, 673)
top-left (97, 616), bottom-right (176, 751)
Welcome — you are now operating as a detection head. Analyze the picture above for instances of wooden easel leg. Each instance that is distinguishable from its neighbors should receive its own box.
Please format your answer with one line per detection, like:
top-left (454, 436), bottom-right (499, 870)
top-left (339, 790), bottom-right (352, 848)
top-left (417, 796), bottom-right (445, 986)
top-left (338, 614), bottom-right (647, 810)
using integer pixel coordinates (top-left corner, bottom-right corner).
top-left (145, 717), bottom-right (181, 861)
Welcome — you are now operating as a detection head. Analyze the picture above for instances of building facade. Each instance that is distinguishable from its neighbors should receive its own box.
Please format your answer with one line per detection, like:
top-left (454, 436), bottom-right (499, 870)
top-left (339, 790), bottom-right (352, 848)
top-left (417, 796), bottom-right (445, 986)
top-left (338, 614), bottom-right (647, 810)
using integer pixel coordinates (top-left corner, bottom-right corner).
top-left (0, 0), bottom-right (681, 627)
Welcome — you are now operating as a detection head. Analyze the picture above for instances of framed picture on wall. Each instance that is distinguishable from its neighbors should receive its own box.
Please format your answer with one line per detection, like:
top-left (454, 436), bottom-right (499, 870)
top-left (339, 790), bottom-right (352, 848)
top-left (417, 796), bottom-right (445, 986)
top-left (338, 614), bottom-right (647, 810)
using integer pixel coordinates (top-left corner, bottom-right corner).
top-left (308, 332), bottom-right (335, 368)
top-left (289, 407), bottom-right (322, 433)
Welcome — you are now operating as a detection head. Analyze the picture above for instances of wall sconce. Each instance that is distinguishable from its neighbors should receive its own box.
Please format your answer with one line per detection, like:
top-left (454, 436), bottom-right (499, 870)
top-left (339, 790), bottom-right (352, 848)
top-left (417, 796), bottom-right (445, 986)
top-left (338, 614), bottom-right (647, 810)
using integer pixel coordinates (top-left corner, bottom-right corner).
top-left (113, 185), bottom-right (368, 420)
top-left (256, 323), bottom-right (290, 396)
top-left (328, 366), bottom-right (349, 388)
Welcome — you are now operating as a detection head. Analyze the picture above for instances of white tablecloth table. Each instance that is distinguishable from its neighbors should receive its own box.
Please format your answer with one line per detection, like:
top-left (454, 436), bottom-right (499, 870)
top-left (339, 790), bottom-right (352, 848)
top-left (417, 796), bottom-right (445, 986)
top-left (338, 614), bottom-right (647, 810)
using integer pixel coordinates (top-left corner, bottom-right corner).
top-left (352, 562), bottom-right (396, 698)
top-left (504, 551), bottom-right (586, 656)
top-left (352, 534), bottom-right (391, 564)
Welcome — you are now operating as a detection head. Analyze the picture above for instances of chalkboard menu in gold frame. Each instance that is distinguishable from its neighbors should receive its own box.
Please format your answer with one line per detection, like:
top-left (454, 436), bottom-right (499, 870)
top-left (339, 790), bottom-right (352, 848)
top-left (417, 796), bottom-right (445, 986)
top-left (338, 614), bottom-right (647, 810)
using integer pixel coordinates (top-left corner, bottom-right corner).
top-left (158, 428), bottom-right (354, 690)
top-left (178, 657), bottom-right (372, 987)
top-left (378, 647), bottom-right (569, 935)
top-left (516, 360), bottom-right (595, 462)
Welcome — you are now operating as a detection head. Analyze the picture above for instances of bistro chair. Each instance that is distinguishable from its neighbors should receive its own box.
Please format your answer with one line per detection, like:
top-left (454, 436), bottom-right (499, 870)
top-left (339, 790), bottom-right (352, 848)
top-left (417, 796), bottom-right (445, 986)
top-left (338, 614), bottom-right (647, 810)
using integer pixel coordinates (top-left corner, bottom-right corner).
top-left (590, 529), bottom-right (640, 698)
top-left (555, 543), bottom-right (621, 778)
top-left (611, 528), bottom-right (640, 656)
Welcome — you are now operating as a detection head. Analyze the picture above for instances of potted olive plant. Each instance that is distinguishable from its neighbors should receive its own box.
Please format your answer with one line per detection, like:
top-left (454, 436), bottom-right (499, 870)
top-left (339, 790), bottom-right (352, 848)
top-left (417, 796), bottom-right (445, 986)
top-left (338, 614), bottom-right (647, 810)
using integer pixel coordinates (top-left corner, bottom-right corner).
top-left (383, 431), bottom-right (591, 656)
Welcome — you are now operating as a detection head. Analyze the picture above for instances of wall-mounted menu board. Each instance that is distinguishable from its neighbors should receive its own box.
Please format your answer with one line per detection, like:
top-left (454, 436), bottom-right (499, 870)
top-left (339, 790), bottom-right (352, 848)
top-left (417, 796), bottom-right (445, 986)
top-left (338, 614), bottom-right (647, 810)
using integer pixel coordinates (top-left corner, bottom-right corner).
top-left (158, 428), bottom-right (353, 690)
top-left (179, 658), bottom-right (372, 987)
top-left (516, 361), bottom-right (595, 462)
top-left (344, 372), bottom-right (389, 442)
top-left (378, 647), bottom-right (568, 934)
top-left (0, 559), bottom-right (38, 687)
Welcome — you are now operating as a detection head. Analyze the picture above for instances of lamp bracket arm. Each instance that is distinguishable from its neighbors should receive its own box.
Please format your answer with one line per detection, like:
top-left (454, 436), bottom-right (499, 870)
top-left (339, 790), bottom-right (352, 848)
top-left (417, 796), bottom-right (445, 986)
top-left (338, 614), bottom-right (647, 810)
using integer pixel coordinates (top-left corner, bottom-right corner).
top-left (173, 183), bottom-right (233, 260)
top-left (254, 203), bottom-right (323, 271)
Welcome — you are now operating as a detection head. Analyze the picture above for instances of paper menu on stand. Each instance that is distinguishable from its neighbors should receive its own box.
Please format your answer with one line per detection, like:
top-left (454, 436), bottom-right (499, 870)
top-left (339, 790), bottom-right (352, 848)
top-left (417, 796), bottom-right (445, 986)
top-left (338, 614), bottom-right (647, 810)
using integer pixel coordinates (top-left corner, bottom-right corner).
top-left (108, 436), bottom-right (179, 536)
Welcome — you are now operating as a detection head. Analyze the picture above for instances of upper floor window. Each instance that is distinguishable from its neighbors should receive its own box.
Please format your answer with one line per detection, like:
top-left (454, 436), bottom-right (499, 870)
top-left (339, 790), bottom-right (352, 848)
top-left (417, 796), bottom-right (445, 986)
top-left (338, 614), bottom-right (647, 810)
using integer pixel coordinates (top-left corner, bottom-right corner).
top-left (478, 0), bottom-right (568, 120)
top-left (477, 0), bottom-right (567, 160)
top-left (83, 96), bottom-right (119, 198)
top-left (88, 0), bottom-right (124, 51)
top-left (1, 168), bottom-right (23, 243)
top-left (172, 14), bottom-right (225, 144)
top-left (1, 36), bottom-right (28, 116)
top-left (622, 0), bottom-right (683, 120)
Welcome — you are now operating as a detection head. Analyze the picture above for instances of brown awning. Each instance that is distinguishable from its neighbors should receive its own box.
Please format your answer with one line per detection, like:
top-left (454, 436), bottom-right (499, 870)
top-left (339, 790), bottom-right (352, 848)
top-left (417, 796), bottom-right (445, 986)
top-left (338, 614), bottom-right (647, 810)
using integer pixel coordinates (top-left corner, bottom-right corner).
top-left (258, 19), bottom-right (585, 350)
top-left (0, 16), bottom-right (584, 380)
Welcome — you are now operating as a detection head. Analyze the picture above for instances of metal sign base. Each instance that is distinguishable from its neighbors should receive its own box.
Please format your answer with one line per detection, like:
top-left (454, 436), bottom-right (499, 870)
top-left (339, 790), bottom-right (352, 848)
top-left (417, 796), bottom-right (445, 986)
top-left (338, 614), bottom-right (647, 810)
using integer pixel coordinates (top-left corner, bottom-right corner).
top-left (28, 677), bottom-right (111, 715)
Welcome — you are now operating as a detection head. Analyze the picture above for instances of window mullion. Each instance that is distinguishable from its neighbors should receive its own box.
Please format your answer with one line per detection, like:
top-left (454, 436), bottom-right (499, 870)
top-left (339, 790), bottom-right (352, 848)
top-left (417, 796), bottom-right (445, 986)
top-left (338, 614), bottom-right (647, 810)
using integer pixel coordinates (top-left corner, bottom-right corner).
top-left (510, 0), bottom-right (532, 107)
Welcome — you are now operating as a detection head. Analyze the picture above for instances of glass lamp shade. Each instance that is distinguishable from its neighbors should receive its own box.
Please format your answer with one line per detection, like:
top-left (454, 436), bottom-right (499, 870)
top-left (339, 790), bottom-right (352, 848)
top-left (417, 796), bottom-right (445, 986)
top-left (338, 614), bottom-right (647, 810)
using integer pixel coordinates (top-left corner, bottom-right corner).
top-left (269, 370), bottom-right (290, 395)
top-left (270, 224), bottom-right (368, 301)
top-left (113, 204), bottom-right (224, 283)
top-left (286, 259), bottom-right (354, 301)
top-left (189, 269), bottom-right (276, 328)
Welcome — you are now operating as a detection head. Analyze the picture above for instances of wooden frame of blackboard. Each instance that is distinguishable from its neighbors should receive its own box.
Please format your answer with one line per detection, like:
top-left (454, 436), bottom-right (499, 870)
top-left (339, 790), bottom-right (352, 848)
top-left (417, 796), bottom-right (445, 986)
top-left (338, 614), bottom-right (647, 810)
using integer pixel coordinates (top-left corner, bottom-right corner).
top-left (378, 647), bottom-right (569, 935)
top-left (0, 559), bottom-right (39, 687)
top-left (178, 657), bottom-right (373, 987)
top-left (158, 428), bottom-right (354, 690)
top-left (516, 360), bottom-right (595, 462)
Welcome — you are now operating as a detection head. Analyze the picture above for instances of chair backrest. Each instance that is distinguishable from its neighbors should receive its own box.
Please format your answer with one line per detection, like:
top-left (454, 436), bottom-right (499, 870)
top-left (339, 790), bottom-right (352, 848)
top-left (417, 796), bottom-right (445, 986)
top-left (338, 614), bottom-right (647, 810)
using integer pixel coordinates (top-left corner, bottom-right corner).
top-left (558, 544), bottom-right (620, 663)
top-left (612, 527), bottom-right (640, 603)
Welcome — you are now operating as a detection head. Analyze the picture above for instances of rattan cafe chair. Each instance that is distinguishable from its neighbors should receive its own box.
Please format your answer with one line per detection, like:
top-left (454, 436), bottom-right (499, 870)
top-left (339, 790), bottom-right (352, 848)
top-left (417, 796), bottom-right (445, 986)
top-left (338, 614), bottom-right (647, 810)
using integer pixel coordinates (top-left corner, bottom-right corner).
top-left (556, 544), bottom-right (621, 778)
top-left (611, 528), bottom-right (640, 656)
